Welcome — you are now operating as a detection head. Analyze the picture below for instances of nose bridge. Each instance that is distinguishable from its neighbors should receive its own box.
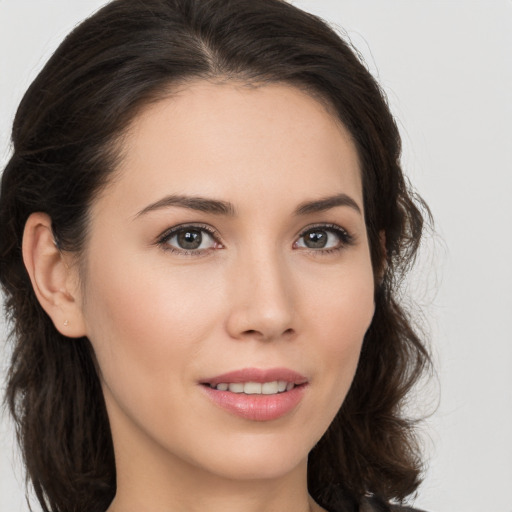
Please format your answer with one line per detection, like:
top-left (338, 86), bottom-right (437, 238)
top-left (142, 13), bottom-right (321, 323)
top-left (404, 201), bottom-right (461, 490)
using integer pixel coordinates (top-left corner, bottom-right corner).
top-left (226, 241), bottom-right (295, 340)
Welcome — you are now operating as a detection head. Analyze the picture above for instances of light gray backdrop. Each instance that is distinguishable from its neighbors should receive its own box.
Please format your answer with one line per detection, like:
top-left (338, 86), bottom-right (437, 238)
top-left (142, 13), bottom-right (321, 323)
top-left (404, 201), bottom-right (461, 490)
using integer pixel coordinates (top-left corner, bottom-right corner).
top-left (1, 1), bottom-right (511, 511)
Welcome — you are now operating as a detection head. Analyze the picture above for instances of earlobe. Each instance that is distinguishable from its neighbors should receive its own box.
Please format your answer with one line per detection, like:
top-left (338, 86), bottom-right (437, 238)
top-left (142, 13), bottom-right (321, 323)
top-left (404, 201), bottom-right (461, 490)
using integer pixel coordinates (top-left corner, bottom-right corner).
top-left (22, 212), bottom-right (87, 338)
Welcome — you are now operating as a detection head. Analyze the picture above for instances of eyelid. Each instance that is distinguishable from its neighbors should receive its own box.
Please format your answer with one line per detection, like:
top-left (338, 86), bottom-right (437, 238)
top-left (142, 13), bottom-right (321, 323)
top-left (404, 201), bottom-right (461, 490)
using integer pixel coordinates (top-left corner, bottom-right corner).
top-left (295, 223), bottom-right (355, 251)
top-left (156, 223), bottom-right (224, 254)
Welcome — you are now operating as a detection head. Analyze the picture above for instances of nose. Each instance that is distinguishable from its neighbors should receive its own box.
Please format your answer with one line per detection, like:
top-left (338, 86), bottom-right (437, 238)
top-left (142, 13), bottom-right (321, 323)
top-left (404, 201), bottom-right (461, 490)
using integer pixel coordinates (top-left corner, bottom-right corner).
top-left (225, 248), bottom-right (296, 342)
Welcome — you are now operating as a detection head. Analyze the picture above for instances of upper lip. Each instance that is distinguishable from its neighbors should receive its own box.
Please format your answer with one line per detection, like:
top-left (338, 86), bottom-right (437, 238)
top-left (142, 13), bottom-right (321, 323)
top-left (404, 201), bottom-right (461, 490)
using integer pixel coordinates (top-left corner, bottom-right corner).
top-left (201, 367), bottom-right (308, 386)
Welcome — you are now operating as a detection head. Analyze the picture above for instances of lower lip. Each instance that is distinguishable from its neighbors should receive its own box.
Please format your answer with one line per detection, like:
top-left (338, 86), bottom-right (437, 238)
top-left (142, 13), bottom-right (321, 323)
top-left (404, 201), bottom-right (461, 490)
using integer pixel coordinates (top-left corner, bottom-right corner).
top-left (201, 385), bottom-right (307, 421)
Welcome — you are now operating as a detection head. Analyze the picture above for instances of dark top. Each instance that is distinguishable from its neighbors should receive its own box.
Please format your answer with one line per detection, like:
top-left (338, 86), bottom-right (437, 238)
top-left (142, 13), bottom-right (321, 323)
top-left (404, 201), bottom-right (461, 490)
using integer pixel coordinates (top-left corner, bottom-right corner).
top-left (325, 495), bottom-right (427, 512)
top-left (360, 496), bottom-right (426, 512)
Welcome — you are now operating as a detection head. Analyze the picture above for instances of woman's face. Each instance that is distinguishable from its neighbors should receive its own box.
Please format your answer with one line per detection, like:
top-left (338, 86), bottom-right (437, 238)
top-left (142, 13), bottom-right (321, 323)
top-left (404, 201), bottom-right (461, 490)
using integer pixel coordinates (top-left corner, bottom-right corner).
top-left (77, 82), bottom-right (375, 483)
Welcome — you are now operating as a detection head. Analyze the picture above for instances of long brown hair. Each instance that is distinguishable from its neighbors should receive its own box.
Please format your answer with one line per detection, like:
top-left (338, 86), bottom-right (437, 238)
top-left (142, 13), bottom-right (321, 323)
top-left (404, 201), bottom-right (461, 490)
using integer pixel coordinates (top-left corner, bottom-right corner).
top-left (0, 1), bottom-right (431, 511)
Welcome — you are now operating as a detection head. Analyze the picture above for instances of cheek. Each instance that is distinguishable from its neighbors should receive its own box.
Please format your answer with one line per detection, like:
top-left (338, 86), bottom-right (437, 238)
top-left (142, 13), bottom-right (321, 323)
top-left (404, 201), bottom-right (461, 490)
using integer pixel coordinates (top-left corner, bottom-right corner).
top-left (302, 260), bottom-right (375, 389)
top-left (304, 258), bottom-right (375, 340)
top-left (81, 254), bottom-right (222, 389)
top-left (320, 299), bottom-right (372, 390)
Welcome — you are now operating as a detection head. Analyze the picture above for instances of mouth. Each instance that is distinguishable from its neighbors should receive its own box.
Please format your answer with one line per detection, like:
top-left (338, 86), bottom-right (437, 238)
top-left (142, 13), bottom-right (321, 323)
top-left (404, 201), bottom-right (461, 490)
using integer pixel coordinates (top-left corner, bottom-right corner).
top-left (200, 367), bottom-right (308, 392)
top-left (199, 368), bottom-right (308, 421)
top-left (204, 380), bottom-right (298, 395)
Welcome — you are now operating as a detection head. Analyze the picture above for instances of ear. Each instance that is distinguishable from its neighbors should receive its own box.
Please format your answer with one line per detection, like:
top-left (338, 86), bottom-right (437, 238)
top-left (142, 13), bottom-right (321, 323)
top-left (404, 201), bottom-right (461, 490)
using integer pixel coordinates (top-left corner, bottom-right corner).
top-left (22, 212), bottom-right (87, 338)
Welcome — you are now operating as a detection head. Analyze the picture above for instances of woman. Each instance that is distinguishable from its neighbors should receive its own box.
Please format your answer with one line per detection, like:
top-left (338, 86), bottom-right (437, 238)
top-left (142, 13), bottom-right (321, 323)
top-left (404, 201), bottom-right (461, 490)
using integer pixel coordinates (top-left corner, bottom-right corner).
top-left (0, 1), bottom-right (431, 511)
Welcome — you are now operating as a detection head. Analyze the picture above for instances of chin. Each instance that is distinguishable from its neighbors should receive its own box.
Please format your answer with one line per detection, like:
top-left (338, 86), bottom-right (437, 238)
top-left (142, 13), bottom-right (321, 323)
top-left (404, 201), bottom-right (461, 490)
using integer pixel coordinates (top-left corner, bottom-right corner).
top-left (205, 454), bottom-right (307, 482)
top-left (179, 429), bottom-right (317, 482)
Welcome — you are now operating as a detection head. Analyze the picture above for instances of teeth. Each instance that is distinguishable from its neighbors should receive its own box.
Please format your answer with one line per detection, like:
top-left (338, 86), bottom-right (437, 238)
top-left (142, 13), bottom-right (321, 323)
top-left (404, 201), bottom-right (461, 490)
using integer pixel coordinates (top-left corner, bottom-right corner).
top-left (261, 381), bottom-right (278, 394)
top-left (244, 382), bottom-right (262, 394)
top-left (212, 380), bottom-right (296, 395)
top-left (228, 383), bottom-right (244, 393)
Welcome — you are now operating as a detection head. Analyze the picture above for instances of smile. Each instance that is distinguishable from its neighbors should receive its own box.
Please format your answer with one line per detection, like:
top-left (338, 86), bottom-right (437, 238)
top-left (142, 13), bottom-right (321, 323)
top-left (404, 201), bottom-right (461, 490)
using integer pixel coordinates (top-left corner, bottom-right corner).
top-left (201, 368), bottom-right (308, 421)
top-left (207, 381), bottom-right (295, 394)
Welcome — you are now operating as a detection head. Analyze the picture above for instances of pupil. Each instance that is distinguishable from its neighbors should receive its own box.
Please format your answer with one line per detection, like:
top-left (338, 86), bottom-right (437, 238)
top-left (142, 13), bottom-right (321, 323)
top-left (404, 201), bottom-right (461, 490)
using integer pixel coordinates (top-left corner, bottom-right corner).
top-left (177, 230), bottom-right (202, 249)
top-left (305, 230), bottom-right (327, 248)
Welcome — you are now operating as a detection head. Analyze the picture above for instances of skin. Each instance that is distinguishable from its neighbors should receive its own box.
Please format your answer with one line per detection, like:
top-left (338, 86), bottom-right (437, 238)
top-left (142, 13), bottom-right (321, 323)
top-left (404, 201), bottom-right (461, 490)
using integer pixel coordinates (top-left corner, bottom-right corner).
top-left (23, 82), bottom-right (376, 512)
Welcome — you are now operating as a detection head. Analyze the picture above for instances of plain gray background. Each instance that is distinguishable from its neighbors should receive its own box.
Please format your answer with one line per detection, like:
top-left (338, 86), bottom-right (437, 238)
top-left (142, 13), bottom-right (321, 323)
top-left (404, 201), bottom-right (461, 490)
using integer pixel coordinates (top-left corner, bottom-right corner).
top-left (1, 1), bottom-right (511, 511)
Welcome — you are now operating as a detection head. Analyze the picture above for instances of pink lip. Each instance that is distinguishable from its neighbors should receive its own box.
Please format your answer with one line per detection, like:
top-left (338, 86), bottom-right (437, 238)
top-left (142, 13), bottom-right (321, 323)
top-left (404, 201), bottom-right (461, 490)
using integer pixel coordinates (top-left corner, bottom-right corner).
top-left (200, 367), bottom-right (308, 422)
top-left (202, 367), bottom-right (308, 386)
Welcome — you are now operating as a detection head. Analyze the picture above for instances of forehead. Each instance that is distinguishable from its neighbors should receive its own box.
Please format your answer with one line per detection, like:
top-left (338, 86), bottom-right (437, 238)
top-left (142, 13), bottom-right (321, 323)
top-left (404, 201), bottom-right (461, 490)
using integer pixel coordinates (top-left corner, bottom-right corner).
top-left (97, 81), bottom-right (362, 217)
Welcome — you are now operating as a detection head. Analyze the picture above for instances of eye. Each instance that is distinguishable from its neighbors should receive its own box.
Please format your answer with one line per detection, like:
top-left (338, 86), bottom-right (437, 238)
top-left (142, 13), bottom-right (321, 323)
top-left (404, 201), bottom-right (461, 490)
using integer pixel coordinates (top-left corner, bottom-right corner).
top-left (294, 225), bottom-right (353, 251)
top-left (158, 224), bottom-right (221, 254)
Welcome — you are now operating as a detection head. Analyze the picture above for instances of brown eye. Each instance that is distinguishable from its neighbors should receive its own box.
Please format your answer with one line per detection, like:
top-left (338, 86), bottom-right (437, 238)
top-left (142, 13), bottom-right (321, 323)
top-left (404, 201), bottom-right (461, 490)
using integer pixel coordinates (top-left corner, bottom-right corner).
top-left (161, 226), bottom-right (218, 252)
top-left (295, 225), bottom-right (352, 251)
top-left (177, 229), bottom-right (203, 250)
top-left (302, 229), bottom-right (329, 248)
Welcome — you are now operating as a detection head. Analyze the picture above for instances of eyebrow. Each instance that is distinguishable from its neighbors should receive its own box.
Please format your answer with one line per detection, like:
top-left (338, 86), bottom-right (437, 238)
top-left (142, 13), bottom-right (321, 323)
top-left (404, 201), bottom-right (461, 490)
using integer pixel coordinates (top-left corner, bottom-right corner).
top-left (294, 193), bottom-right (362, 216)
top-left (135, 192), bottom-right (362, 218)
top-left (135, 194), bottom-right (236, 218)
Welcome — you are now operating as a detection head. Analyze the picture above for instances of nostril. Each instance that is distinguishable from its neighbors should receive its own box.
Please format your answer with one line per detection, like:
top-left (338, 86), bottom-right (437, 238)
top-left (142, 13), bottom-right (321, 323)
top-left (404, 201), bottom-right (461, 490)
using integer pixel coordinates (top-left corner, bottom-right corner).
top-left (240, 328), bottom-right (293, 340)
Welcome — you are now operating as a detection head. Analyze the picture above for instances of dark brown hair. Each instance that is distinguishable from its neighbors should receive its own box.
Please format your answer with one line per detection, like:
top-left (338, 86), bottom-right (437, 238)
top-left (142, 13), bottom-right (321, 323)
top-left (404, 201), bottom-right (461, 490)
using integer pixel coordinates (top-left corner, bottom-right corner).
top-left (0, 1), bottom-right (431, 511)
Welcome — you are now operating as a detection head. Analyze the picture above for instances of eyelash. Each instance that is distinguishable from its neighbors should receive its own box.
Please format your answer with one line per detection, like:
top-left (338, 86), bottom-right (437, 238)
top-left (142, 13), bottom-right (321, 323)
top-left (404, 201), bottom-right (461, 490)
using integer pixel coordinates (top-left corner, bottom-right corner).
top-left (156, 223), bottom-right (223, 256)
top-left (156, 223), bottom-right (355, 256)
top-left (295, 223), bottom-right (355, 255)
